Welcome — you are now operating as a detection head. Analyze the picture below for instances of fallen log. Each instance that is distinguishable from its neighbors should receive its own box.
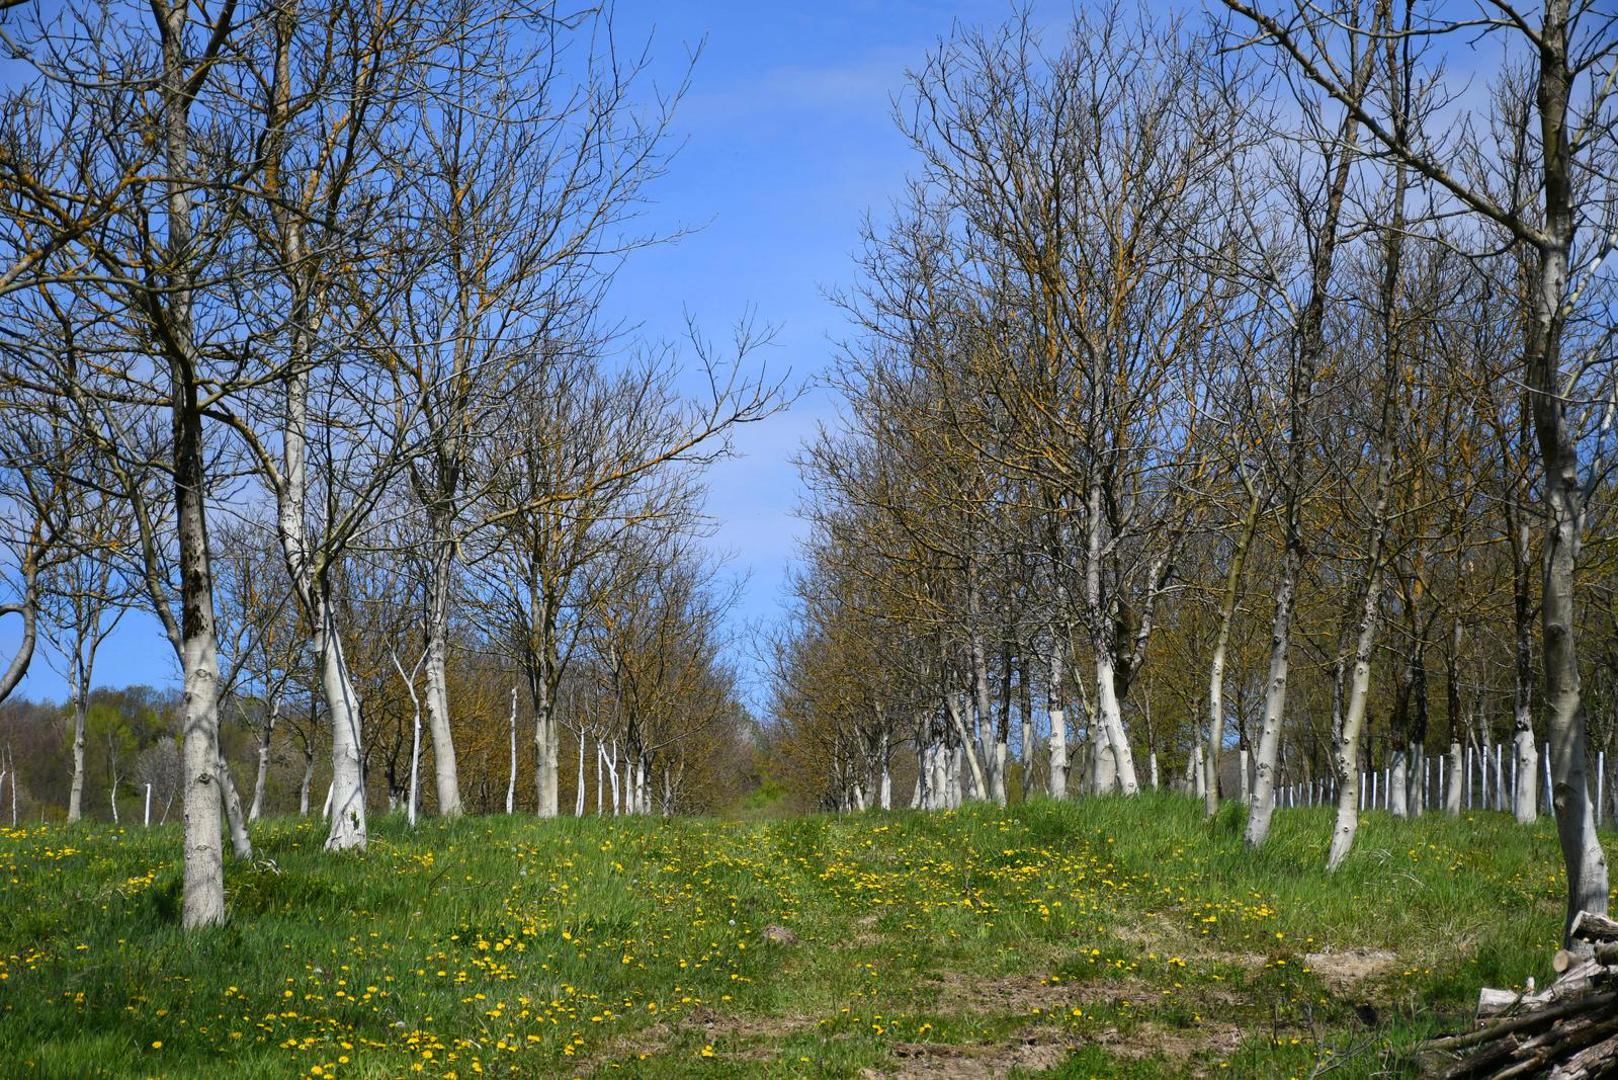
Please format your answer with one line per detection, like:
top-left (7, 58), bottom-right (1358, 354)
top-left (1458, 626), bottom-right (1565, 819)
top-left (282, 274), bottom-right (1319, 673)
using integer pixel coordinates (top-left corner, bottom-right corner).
top-left (1415, 911), bottom-right (1618, 1078)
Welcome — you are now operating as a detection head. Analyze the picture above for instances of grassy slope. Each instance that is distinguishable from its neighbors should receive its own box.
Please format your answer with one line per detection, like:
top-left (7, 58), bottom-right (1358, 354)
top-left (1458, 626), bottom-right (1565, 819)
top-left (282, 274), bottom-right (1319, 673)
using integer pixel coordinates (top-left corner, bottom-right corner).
top-left (0, 795), bottom-right (1608, 1078)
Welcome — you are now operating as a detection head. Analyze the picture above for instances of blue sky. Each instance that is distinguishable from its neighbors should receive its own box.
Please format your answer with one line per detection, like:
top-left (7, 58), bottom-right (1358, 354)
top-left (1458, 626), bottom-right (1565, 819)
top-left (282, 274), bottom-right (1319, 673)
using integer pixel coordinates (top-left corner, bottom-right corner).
top-left (0, 0), bottom-right (1043, 707)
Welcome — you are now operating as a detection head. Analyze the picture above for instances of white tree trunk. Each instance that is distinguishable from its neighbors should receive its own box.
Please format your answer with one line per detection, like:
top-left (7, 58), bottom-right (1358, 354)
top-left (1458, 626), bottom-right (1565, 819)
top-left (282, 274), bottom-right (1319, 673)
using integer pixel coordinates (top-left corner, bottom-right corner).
top-left (1207, 483), bottom-right (1262, 815)
top-left (1084, 483), bottom-right (1140, 795)
top-left (991, 740), bottom-right (1008, 805)
top-left (1390, 750), bottom-right (1409, 818)
top-left (1092, 653), bottom-right (1136, 795)
top-left (67, 685), bottom-right (87, 824)
top-left (505, 687), bottom-right (518, 815)
top-left (1515, 722), bottom-right (1539, 825)
top-left (249, 696), bottom-right (278, 823)
top-left (320, 606), bottom-right (366, 851)
top-left (421, 643), bottom-right (461, 819)
top-left (943, 692), bottom-right (989, 801)
top-left (575, 735), bottom-right (586, 817)
top-left (1246, 542), bottom-right (1300, 849)
top-left (219, 751), bottom-right (252, 860)
top-left (299, 750), bottom-right (315, 816)
top-left (880, 734), bottom-right (892, 811)
top-left (534, 699), bottom-right (560, 818)
top-left (1090, 720), bottom-right (1116, 795)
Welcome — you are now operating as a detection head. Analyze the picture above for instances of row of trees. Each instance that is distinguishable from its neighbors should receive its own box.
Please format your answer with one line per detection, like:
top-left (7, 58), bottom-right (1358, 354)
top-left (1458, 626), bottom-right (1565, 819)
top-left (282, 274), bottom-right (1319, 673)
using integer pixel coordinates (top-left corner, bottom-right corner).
top-left (770, 0), bottom-right (1617, 943)
top-left (0, 0), bottom-right (779, 927)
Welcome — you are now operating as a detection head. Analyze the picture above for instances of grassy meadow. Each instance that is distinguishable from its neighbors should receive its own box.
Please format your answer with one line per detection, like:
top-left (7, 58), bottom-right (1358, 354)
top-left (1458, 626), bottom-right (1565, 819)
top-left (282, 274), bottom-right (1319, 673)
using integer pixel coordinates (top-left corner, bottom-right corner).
top-left (0, 794), bottom-right (1608, 1078)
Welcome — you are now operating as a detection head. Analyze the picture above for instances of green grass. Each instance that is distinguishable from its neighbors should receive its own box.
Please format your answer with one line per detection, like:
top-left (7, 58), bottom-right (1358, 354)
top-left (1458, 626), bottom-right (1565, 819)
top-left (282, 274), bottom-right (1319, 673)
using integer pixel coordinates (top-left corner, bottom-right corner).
top-left (0, 795), bottom-right (1608, 1078)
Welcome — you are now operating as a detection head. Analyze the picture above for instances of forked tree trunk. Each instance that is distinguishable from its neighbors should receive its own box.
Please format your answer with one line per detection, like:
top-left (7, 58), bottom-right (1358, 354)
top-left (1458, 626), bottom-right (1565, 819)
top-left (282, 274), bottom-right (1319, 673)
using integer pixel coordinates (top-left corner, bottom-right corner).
top-left (264, 13), bottom-right (369, 853)
top-left (944, 691), bottom-right (989, 801)
top-left (1086, 486), bottom-right (1139, 795)
top-left (319, 604), bottom-right (366, 851)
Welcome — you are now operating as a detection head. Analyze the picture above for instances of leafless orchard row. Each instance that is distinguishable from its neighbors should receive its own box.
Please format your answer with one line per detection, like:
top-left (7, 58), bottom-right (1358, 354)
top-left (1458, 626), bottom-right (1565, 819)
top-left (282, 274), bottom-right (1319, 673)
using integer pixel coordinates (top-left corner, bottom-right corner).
top-left (0, 0), bottom-right (785, 928)
top-left (768, 0), bottom-right (1618, 948)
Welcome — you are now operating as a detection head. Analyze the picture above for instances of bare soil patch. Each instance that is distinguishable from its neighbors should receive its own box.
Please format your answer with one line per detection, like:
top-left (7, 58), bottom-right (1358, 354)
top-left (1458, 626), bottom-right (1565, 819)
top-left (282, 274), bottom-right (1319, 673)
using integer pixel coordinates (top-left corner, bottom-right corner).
top-left (875, 1031), bottom-right (1073, 1079)
top-left (1302, 947), bottom-right (1399, 989)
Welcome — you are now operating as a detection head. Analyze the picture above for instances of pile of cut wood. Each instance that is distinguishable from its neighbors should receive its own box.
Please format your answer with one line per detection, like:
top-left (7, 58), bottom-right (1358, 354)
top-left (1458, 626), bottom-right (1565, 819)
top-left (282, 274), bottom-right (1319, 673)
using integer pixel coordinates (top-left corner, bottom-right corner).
top-left (1417, 911), bottom-right (1618, 1078)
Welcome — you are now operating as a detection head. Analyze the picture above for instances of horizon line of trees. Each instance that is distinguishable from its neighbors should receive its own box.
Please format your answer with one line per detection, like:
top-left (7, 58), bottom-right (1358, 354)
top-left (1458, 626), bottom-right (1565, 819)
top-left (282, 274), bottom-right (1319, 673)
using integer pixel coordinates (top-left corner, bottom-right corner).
top-left (768, 0), bottom-right (1618, 949)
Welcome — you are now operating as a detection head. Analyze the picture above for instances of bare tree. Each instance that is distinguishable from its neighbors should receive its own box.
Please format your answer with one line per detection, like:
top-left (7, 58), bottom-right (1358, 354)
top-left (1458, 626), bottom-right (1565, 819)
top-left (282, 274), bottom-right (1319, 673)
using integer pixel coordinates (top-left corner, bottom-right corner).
top-left (40, 489), bottom-right (131, 823)
top-left (1225, 0), bottom-right (1617, 945)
